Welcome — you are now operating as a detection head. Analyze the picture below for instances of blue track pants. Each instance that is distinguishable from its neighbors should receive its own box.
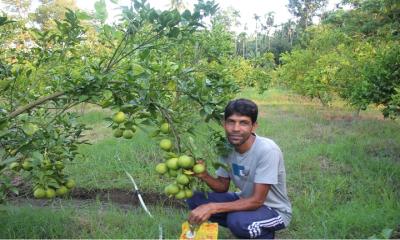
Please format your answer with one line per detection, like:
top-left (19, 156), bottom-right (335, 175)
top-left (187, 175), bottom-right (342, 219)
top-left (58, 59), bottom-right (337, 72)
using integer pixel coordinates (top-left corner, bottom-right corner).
top-left (186, 191), bottom-right (285, 239)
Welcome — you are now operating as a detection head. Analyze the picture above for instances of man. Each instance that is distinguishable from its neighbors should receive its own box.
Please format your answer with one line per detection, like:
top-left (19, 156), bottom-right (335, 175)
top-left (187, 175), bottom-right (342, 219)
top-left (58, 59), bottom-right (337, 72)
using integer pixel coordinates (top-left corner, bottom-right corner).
top-left (187, 98), bottom-right (292, 239)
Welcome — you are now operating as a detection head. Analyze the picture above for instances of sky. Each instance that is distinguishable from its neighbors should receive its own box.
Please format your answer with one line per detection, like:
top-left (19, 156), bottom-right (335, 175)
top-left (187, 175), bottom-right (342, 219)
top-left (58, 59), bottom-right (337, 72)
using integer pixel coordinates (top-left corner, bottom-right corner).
top-left (75, 0), bottom-right (342, 33)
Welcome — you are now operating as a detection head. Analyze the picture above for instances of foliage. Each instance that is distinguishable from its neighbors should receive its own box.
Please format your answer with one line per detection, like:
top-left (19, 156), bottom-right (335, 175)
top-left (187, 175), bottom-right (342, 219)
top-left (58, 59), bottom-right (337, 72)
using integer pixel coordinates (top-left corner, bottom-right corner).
top-left (32, 0), bottom-right (79, 30)
top-left (2, 89), bottom-right (399, 238)
top-left (287, 0), bottom-right (328, 30)
top-left (228, 52), bottom-right (274, 93)
top-left (0, 0), bottom-right (240, 199)
top-left (278, 0), bottom-right (400, 117)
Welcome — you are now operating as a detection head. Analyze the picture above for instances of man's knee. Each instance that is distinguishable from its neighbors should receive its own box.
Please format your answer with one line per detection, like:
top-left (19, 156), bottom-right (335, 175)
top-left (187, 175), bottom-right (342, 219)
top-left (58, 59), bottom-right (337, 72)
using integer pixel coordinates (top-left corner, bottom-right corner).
top-left (185, 191), bottom-right (205, 210)
top-left (226, 212), bottom-right (275, 239)
top-left (226, 213), bottom-right (252, 239)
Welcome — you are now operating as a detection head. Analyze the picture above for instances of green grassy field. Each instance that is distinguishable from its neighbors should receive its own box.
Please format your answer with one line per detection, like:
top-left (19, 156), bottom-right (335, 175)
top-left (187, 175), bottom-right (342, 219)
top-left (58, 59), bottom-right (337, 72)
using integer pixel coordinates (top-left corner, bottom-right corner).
top-left (1, 89), bottom-right (399, 239)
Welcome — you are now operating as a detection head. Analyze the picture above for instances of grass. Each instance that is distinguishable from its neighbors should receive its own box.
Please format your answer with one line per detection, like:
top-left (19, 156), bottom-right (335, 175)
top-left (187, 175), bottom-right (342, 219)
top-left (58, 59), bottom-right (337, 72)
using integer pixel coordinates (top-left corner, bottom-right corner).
top-left (0, 200), bottom-right (234, 239)
top-left (2, 88), bottom-right (399, 239)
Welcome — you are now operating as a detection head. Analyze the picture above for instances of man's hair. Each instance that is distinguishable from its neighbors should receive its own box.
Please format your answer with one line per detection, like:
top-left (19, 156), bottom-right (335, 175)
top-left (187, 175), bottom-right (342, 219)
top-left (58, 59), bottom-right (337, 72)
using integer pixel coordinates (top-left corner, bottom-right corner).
top-left (224, 98), bottom-right (258, 124)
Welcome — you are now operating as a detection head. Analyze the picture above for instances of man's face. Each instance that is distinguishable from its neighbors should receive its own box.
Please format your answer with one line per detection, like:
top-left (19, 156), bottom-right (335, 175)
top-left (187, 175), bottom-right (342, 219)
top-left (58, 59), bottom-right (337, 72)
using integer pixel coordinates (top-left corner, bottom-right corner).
top-left (223, 113), bottom-right (257, 147)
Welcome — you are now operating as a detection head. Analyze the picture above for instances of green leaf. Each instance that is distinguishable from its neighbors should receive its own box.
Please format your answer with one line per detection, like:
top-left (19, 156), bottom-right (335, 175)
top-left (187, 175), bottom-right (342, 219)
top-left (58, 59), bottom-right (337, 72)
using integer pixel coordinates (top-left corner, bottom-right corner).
top-left (211, 161), bottom-right (228, 172)
top-left (181, 10), bottom-right (191, 20)
top-left (168, 27), bottom-right (180, 38)
top-left (381, 228), bottom-right (393, 239)
top-left (0, 16), bottom-right (15, 26)
top-left (94, 0), bottom-right (108, 23)
top-left (0, 79), bottom-right (12, 91)
top-left (10, 187), bottom-right (19, 195)
top-left (103, 90), bottom-right (113, 99)
top-left (140, 119), bottom-right (153, 126)
top-left (22, 123), bottom-right (39, 136)
top-left (79, 95), bottom-right (89, 102)
top-left (149, 129), bottom-right (160, 138)
top-left (203, 104), bottom-right (213, 114)
top-left (188, 136), bottom-right (197, 151)
top-left (1, 156), bottom-right (18, 166)
top-left (76, 11), bottom-right (93, 20)
top-left (32, 151), bottom-right (44, 161)
top-left (132, 63), bottom-right (145, 76)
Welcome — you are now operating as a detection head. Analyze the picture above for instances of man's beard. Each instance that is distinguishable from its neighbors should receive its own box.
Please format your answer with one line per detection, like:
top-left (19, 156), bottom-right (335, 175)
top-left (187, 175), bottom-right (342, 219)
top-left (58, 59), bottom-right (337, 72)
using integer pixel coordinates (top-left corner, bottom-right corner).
top-left (227, 133), bottom-right (251, 146)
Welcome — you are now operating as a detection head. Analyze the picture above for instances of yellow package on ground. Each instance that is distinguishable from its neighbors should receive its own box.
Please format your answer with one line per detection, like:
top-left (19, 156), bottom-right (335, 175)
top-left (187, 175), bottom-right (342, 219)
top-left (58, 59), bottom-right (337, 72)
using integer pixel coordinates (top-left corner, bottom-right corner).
top-left (179, 221), bottom-right (218, 240)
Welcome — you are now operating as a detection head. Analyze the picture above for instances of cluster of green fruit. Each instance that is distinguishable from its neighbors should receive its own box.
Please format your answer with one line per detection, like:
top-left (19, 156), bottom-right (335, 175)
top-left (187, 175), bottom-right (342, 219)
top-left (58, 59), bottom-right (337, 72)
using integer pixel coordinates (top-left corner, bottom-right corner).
top-left (8, 156), bottom-right (76, 199)
top-left (9, 157), bottom-right (64, 172)
top-left (155, 123), bottom-right (206, 199)
top-left (112, 111), bottom-right (137, 139)
top-left (155, 155), bottom-right (206, 199)
top-left (33, 179), bottom-right (76, 199)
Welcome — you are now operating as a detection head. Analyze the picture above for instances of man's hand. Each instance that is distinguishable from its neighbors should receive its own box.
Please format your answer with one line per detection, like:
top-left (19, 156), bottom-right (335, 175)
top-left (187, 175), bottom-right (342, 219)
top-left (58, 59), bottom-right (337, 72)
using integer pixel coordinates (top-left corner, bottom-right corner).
top-left (188, 203), bottom-right (216, 225)
top-left (193, 159), bottom-right (230, 193)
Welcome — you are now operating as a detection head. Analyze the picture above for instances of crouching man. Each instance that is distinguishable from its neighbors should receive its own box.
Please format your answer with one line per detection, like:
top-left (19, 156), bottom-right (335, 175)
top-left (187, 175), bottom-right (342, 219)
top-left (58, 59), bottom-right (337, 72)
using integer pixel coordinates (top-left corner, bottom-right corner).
top-left (187, 99), bottom-right (292, 239)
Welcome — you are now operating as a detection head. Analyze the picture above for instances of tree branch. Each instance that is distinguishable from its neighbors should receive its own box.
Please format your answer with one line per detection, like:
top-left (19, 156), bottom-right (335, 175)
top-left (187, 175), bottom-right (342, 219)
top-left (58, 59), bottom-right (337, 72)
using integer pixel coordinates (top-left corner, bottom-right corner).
top-left (8, 91), bottom-right (66, 118)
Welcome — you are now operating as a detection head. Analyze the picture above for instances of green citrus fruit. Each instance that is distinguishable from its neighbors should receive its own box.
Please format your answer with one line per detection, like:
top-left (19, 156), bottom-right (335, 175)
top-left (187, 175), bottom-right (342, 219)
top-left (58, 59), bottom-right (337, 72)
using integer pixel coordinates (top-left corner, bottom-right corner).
top-left (113, 112), bottom-right (126, 124)
top-left (124, 122), bottom-right (137, 133)
top-left (123, 129), bottom-right (134, 139)
top-left (155, 163), bottom-right (168, 174)
top-left (56, 186), bottom-right (68, 196)
top-left (124, 121), bottom-right (134, 129)
top-left (164, 184), bottom-right (179, 195)
top-left (160, 123), bottom-right (170, 134)
top-left (178, 155), bottom-right (194, 169)
top-left (53, 146), bottom-right (64, 154)
top-left (166, 158), bottom-right (179, 170)
top-left (46, 188), bottom-right (56, 198)
top-left (66, 179), bottom-right (76, 189)
top-left (175, 190), bottom-right (186, 199)
top-left (22, 123), bottom-right (39, 136)
top-left (33, 188), bottom-right (46, 199)
top-left (193, 163), bottom-right (206, 174)
top-left (113, 129), bottom-right (123, 138)
top-left (41, 159), bottom-right (52, 170)
top-left (160, 139), bottom-right (172, 151)
top-left (168, 169), bottom-right (178, 177)
top-left (10, 162), bottom-right (21, 171)
top-left (55, 161), bottom-right (64, 170)
top-left (185, 189), bottom-right (194, 198)
top-left (176, 174), bottom-right (190, 185)
top-left (9, 149), bottom-right (17, 156)
top-left (22, 160), bottom-right (33, 171)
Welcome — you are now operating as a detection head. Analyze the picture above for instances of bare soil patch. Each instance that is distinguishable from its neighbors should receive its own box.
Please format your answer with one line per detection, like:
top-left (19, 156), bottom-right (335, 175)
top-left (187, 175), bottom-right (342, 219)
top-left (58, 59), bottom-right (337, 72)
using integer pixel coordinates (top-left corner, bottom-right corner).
top-left (9, 188), bottom-right (186, 209)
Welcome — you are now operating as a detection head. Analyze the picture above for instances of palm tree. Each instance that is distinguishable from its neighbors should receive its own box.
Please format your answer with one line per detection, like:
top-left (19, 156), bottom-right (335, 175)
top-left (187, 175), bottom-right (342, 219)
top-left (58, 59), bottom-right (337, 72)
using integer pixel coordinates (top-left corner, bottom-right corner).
top-left (238, 32), bottom-right (247, 57)
top-left (254, 14), bottom-right (260, 57)
top-left (264, 12), bottom-right (274, 51)
top-left (243, 24), bottom-right (248, 58)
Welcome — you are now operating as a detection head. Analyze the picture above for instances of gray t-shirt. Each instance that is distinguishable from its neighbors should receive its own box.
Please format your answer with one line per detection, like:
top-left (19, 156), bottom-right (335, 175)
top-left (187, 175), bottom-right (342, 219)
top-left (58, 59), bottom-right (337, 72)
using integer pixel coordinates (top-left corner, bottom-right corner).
top-left (216, 135), bottom-right (292, 226)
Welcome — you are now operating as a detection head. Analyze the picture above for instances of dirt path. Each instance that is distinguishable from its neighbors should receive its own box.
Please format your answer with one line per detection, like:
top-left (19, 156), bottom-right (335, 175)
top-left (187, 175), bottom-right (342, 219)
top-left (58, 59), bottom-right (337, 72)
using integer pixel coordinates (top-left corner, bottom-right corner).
top-left (9, 188), bottom-right (187, 209)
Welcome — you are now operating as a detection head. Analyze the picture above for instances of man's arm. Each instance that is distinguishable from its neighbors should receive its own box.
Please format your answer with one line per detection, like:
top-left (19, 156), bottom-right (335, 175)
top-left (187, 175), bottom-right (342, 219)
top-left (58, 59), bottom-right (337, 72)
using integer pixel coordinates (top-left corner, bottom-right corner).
top-left (197, 171), bottom-right (230, 193)
top-left (188, 183), bottom-right (270, 224)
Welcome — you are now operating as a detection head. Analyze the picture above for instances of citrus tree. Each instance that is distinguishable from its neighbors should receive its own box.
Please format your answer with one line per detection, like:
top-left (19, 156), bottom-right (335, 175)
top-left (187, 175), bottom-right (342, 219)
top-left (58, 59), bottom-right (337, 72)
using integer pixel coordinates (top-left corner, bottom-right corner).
top-left (277, 0), bottom-right (399, 117)
top-left (0, 0), bottom-right (238, 201)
